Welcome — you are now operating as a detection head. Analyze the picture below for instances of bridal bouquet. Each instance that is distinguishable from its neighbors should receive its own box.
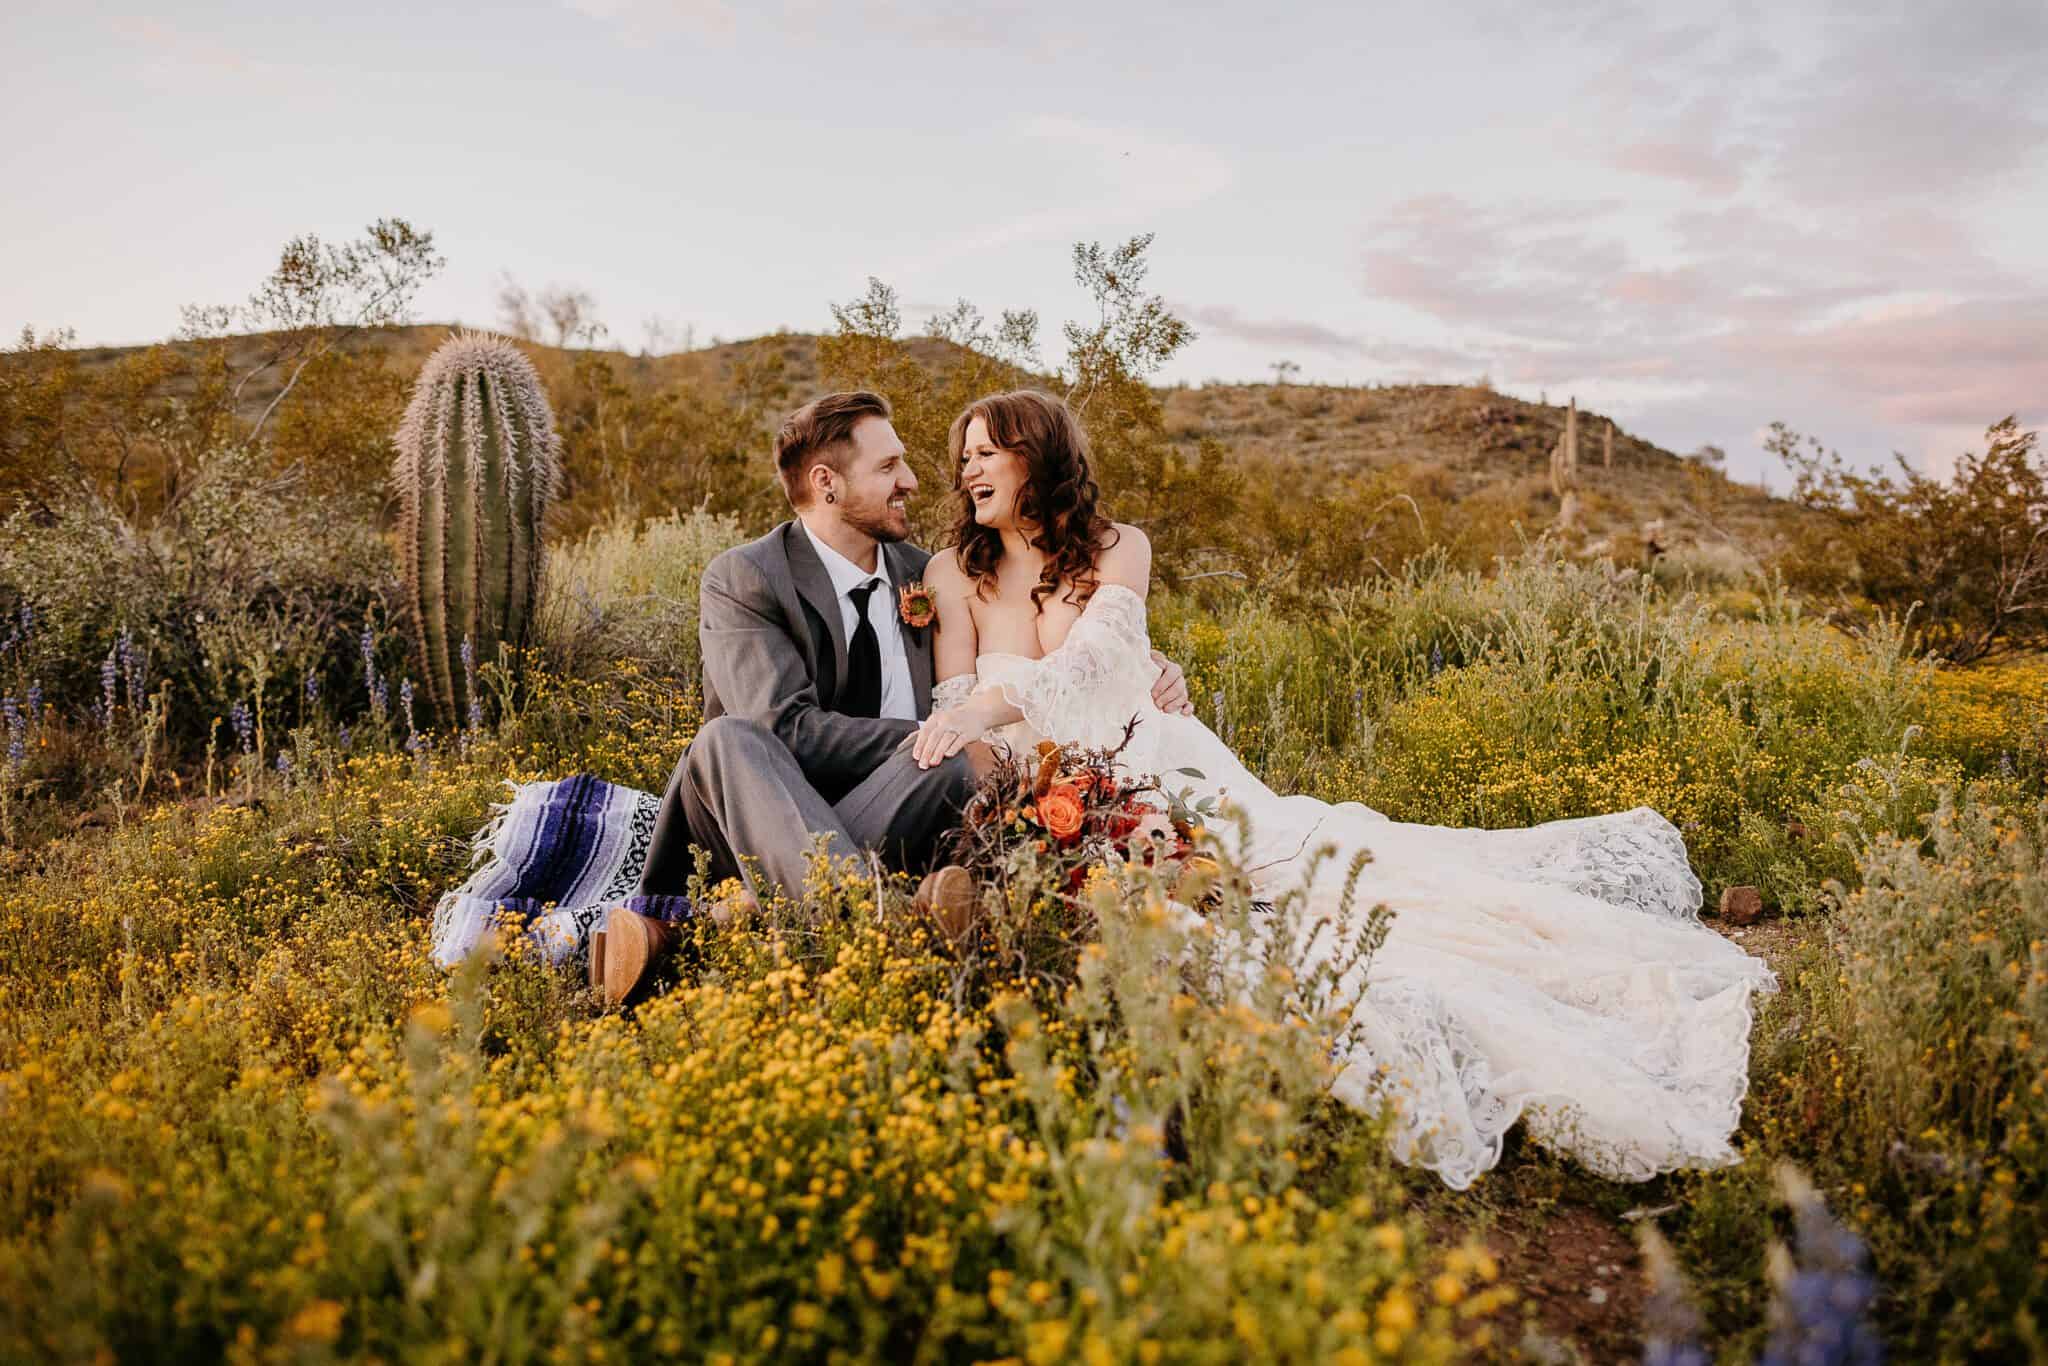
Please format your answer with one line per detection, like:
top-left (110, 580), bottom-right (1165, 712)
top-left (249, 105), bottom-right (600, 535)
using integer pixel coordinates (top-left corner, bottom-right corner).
top-left (950, 719), bottom-right (1222, 912)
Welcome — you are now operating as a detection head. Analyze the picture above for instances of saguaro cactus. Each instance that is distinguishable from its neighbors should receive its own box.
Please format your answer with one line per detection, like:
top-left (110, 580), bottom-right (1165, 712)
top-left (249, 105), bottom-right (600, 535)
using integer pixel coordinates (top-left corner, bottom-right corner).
top-left (1603, 416), bottom-right (1615, 469)
top-left (392, 330), bottom-right (563, 726)
top-left (1550, 396), bottom-right (1581, 530)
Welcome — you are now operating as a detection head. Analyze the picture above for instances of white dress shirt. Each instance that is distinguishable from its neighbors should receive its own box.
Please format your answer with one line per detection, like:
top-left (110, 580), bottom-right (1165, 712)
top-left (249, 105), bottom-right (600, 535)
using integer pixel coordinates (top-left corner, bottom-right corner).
top-left (799, 520), bottom-right (918, 721)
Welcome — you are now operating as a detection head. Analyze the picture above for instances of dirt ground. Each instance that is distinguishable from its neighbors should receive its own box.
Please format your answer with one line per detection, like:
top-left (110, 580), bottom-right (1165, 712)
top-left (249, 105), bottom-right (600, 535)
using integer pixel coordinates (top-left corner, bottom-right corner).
top-left (1442, 911), bottom-right (1811, 1361)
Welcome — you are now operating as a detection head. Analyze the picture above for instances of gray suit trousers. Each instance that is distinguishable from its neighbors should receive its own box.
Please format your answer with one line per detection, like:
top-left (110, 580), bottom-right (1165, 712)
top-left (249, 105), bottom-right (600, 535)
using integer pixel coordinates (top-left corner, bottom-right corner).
top-left (636, 716), bottom-right (973, 898)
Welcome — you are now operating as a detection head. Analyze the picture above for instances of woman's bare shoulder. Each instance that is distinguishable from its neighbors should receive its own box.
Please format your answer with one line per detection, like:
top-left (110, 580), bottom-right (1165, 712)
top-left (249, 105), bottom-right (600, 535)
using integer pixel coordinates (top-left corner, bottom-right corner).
top-left (925, 545), bottom-right (967, 589)
top-left (1094, 523), bottom-right (1152, 592)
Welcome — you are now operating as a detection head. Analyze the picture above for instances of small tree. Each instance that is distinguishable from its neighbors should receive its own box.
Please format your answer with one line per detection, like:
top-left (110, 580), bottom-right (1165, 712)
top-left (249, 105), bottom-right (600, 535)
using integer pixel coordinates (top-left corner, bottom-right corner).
top-left (818, 280), bottom-right (1041, 546)
top-left (2, 218), bottom-right (442, 520)
top-left (1770, 417), bottom-right (2047, 662)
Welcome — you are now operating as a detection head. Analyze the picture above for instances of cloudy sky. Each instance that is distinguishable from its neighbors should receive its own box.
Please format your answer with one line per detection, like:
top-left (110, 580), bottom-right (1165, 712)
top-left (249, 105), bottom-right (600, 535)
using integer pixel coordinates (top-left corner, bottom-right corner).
top-left (5, 0), bottom-right (2044, 485)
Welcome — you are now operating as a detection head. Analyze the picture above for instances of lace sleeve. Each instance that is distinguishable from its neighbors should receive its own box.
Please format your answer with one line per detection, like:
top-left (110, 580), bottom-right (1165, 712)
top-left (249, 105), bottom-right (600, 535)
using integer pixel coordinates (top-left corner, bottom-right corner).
top-left (932, 674), bottom-right (978, 712)
top-left (991, 583), bottom-right (1157, 748)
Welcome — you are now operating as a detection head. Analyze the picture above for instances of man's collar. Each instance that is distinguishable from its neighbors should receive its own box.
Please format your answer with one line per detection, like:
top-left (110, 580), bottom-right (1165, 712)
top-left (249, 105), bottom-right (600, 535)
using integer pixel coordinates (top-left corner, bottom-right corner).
top-left (798, 518), bottom-right (891, 598)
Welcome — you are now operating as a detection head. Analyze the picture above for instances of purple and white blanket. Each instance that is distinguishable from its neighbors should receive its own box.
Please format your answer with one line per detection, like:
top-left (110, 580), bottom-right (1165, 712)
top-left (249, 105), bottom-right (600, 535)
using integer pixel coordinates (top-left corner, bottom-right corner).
top-left (431, 774), bottom-right (660, 970)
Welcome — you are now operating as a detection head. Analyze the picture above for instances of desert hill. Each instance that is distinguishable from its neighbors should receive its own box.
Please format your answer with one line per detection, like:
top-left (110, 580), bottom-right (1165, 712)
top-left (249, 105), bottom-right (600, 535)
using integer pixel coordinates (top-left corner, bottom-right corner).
top-left (60, 323), bottom-right (1799, 565)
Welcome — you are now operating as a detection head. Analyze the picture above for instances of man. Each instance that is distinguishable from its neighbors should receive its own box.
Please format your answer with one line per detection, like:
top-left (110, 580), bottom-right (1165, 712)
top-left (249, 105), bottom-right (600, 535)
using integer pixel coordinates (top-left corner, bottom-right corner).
top-left (596, 391), bottom-right (1190, 1003)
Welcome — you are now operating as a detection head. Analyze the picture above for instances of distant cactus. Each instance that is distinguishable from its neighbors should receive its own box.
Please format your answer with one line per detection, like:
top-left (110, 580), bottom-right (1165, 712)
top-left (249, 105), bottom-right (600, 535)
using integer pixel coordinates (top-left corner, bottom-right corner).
top-left (1551, 396), bottom-right (1580, 529)
top-left (391, 331), bottom-right (563, 726)
top-left (1603, 416), bottom-right (1615, 469)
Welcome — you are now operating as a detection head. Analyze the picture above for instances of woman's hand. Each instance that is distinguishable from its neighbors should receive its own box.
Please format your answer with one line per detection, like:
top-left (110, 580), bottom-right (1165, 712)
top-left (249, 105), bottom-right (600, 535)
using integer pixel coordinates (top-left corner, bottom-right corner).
top-left (912, 701), bottom-right (990, 769)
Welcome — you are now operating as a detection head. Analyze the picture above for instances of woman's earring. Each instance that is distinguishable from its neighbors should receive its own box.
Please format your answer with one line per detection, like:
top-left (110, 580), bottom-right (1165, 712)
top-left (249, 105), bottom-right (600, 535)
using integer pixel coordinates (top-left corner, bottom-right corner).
top-left (825, 491), bottom-right (837, 504)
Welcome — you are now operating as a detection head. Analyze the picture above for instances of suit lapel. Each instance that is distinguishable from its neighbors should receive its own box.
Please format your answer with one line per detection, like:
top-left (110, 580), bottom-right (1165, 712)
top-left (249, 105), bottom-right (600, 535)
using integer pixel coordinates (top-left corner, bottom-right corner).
top-left (886, 540), bottom-right (935, 717)
top-left (780, 522), bottom-right (849, 692)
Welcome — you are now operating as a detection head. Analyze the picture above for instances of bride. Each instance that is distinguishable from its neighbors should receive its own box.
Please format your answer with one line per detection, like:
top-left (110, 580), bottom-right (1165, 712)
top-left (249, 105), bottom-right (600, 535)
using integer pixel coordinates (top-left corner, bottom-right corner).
top-left (907, 388), bottom-right (1777, 1191)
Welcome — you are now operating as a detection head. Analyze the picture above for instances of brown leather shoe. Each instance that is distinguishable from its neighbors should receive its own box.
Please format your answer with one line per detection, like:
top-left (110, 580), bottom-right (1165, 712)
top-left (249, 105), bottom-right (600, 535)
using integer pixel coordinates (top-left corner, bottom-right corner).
top-left (600, 904), bottom-right (680, 1008)
top-left (913, 864), bottom-right (979, 946)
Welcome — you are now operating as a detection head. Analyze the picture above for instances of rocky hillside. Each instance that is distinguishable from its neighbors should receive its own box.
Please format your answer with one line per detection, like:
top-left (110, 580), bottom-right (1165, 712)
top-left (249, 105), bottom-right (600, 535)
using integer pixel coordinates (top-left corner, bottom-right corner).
top-left (63, 323), bottom-right (1802, 564)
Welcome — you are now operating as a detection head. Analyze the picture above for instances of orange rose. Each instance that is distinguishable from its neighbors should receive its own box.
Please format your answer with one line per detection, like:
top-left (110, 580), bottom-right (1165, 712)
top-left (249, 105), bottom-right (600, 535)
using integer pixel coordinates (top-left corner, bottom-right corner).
top-left (1038, 783), bottom-right (1087, 842)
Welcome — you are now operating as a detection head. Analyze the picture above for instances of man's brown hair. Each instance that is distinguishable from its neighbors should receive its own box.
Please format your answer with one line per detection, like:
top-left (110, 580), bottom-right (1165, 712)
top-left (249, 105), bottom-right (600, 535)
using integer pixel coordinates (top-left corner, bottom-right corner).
top-left (774, 390), bottom-right (892, 505)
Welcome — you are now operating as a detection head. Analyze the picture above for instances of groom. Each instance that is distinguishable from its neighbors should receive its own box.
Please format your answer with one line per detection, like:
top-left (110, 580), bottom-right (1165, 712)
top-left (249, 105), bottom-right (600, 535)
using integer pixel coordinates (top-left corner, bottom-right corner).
top-left (598, 391), bottom-right (1190, 1000)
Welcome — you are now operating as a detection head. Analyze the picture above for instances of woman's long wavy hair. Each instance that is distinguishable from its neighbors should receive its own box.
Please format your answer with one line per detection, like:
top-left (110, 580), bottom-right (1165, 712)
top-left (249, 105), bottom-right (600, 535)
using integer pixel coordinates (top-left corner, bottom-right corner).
top-left (948, 390), bottom-right (1118, 612)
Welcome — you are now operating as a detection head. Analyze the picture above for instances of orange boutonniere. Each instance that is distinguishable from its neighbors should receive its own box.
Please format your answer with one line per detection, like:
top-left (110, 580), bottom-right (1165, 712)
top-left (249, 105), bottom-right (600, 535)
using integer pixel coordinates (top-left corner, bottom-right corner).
top-left (898, 580), bottom-right (936, 629)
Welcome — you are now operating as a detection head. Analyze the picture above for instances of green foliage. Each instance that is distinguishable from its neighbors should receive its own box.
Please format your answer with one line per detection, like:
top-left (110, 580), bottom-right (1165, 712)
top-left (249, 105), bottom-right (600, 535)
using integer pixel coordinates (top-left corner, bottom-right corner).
top-left (0, 219), bottom-right (440, 522)
top-left (1771, 416), bottom-right (2048, 662)
top-left (545, 338), bottom-right (793, 538)
top-left (818, 278), bottom-right (1040, 546)
top-left (0, 446), bottom-right (390, 808)
top-left (392, 332), bottom-right (564, 728)
top-left (0, 669), bottom-right (1496, 1363)
top-left (539, 506), bottom-right (752, 684)
top-left (1683, 787), bottom-right (2048, 1361)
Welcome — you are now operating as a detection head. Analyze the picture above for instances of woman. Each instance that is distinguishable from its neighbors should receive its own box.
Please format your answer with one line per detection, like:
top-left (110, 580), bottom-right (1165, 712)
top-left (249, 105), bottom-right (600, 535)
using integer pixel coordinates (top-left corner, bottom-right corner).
top-left (912, 389), bottom-right (1775, 1190)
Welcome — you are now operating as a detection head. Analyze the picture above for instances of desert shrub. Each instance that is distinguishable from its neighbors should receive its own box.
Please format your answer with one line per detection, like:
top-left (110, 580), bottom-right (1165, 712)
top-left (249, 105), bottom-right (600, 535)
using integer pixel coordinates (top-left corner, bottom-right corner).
top-left (1155, 549), bottom-right (1992, 898)
top-left (1684, 787), bottom-right (2048, 1360)
top-left (538, 506), bottom-right (752, 685)
top-left (0, 447), bottom-right (394, 796)
top-left (544, 341), bottom-right (792, 538)
top-left (0, 219), bottom-right (441, 523)
top-left (1771, 416), bottom-right (2048, 663)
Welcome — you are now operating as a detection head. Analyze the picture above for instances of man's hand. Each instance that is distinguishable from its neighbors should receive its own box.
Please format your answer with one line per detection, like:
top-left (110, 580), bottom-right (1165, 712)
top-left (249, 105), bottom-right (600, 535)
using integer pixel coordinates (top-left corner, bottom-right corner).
top-left (1149, 649), bottom-right (1194, 716)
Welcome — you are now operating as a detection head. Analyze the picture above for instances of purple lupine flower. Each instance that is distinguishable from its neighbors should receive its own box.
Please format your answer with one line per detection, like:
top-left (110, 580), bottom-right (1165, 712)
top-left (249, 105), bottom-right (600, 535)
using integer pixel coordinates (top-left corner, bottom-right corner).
top-left (3, 695), bottom-right (22, 768)
top-left (303, 669), bottom-right (320, 704)
top-left (461, 634), bottom-right (483, 732)
top-left (26, 681), bottom-right (41, 726)
top-left (229, 699), bottom-right (254, 754)
top-left (115, 628), bottom-right (144, 711)
top-left (275, 750), bottom-right (292, 776)
top-left (1429, 642), bottom-right (1445, 677)
top-left (18, 602), bottom-right (33, 639)
top-left (400, 678), bottom-right (419, 752)
top-left (360, 626), bottom-right (389, 721)
top-left (99, 643), bottom-right (119, 725)
top-left (1642, 1249), bottom-right (1711, 1366)
top-left (1759, 1173), bottom-right (1882, 1366)
top-left (337, 723), bottom-right (351, 751)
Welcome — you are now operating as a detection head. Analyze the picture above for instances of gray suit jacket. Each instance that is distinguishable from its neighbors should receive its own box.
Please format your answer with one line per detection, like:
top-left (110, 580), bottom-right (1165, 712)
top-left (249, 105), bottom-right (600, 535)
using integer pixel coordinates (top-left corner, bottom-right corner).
top-left (699, 521), bottom-right (935, 803)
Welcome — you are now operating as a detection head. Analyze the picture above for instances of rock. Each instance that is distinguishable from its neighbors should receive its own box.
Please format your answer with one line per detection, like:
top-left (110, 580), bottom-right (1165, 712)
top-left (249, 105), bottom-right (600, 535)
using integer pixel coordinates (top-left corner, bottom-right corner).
top-left (1718, 885), bottom-right (1765, 926)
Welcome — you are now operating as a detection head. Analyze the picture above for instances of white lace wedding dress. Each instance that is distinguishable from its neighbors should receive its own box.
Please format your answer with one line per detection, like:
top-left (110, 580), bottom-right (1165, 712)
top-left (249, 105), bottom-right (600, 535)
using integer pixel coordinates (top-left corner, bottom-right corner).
top-left (934, 584), bottom-right (1777, 1190)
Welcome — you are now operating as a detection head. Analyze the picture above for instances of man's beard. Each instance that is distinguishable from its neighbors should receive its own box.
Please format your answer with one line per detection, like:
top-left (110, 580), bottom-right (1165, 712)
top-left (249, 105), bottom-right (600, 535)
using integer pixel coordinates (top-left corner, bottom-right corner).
top-left (842, 495), bottom-right (910, 543)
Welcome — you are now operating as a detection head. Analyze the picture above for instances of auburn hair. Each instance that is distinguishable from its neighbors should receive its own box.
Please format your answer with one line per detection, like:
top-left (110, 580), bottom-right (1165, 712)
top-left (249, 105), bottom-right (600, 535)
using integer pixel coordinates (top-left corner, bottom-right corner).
top-left (947, 389), bottom-right (1117, 611)
top-left (774, 390), bottom-right (891, 505)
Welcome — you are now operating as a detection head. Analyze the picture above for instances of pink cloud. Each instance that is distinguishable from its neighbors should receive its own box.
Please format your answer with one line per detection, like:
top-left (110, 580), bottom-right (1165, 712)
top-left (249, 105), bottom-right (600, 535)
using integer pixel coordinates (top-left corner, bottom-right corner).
top-left (1720, 297), bottom-right (2048, 427)
top-left (1611, 139), bottom-right (1746, 196)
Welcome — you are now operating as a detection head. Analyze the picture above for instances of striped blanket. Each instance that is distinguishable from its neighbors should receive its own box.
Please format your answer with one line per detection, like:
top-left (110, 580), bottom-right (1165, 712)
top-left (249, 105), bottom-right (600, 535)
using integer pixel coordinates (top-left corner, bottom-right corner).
top-left (431, 774), bottom-right (660, 970)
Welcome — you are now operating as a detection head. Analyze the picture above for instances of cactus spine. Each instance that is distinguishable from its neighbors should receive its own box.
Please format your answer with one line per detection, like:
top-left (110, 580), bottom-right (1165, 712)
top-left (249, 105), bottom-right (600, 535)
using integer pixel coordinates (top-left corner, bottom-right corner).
top-left (392, 331), bottom-right (562, 725)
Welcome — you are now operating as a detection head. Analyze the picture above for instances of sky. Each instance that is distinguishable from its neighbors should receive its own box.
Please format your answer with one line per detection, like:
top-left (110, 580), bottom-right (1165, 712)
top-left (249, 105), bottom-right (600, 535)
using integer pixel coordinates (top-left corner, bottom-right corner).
top-left (4, 0), bottom-right (2044, 488)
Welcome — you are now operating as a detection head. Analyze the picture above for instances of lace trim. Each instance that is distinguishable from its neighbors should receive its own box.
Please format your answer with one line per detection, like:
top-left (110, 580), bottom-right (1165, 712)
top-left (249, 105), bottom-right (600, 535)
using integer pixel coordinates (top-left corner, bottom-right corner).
top-left (989, 584), bottom-right (1157, 749)
top-left (931, 674), bottom-right (977, 713)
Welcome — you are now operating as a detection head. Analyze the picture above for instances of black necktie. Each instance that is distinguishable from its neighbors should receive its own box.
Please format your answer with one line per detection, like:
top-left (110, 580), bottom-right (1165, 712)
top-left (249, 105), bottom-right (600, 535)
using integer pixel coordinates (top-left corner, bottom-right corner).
top-left (843, 578), bottom-right (883, 717)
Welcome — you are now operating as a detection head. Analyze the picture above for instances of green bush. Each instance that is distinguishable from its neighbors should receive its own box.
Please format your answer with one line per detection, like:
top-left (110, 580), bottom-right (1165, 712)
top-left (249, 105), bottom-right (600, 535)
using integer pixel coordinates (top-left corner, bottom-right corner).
top-left (539, 507), bottom-right (752, 685)
top-left (1684, 787), bottom-right (2048, 1360)
top-left (0, 447), bottom-right (394, 798)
